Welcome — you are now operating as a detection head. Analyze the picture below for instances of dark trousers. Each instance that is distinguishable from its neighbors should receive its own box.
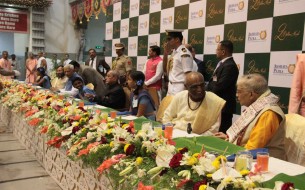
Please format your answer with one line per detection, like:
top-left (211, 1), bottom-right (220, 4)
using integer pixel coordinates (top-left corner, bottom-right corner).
top-left (219, 112), bottom-right (233, 133)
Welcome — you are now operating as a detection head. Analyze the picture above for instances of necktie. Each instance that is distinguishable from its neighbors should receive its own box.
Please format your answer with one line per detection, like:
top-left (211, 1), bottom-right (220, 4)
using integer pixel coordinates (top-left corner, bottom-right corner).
top-left (90, 58), bottom-right (94, 67)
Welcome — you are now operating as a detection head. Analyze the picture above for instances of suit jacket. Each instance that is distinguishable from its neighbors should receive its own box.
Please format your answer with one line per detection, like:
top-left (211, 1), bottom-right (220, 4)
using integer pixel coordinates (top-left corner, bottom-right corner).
top-left (78, 65), bottom-right (107, 98)
top-left (194, 58), bottom-right (208, 82)
top-left (206, 57), bottom-right (239, 114)
top-left (85, 56), bottom-right (110, 77)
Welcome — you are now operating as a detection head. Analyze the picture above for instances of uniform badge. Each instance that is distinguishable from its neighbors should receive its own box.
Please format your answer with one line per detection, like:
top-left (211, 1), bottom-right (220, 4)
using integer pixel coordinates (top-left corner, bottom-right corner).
top-left (128, 61), bottom-right (132, 65)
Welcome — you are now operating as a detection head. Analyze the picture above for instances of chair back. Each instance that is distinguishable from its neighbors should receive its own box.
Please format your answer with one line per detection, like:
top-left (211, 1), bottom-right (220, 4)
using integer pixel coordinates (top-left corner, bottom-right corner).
top-left (285, 113), bottom-right (305, 166)
top-left (156, 95), bottom-right (173, 122)
top-left (123, 87), bottom-right (131, 111)
top-left (147, 87), bottom-right (160, 110)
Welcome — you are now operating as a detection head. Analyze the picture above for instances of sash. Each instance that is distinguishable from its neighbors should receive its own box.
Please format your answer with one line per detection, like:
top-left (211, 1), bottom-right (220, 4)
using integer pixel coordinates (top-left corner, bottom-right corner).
top-left (227, 90), bottom-right (279, 143)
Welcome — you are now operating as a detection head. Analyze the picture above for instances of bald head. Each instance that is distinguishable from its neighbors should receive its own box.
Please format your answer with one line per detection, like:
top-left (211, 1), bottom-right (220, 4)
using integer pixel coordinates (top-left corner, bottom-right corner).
top-left (185, 72), bottom-right (205, 102)
top-left (185, 72), bottom-right (204, 87)
top-left (105, 70), bottom-right (120, 85)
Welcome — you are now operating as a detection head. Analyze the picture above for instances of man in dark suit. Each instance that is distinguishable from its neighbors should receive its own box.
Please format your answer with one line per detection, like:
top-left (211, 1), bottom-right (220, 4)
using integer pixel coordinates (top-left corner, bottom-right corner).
top-left (206, 40), bottom-right (239, 133)
top-left (70, 60), bottom-right (107, 98)
top-left (85, 48), bottom-right (110, 77)
top-left (190, 47), bottom-right (209, 82)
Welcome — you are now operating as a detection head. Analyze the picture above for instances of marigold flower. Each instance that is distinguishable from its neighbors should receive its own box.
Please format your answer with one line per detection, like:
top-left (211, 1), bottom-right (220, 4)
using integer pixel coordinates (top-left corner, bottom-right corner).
top-left (136, 157), bottom-right (143, 165)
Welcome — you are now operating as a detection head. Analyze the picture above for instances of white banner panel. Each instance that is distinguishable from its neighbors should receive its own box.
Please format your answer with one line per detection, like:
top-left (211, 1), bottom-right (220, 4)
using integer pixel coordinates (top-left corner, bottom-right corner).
top-left (105, 22), bottom-right (113, 40)
top-left (245, 18), bottom-right (273, 53)
top-left (113, 2), bottom-right (121, 22)
top-left (188, 1), bottom-right (206, 29)
top-left (233, 53), bottom-right (245, 78)
top-left (225, 0), bottom-right (248, 24)
top-left (268, 51), bottom-right (301, 88)
top-left (128, 36), bottom-right (138, 57)
top-left (138, 14), bottom-right (149, 36)
top-left (130, 0), bottom-right (140, 18)
top-left (148, 33), bottom-right (160, 47)
top-left (204, 25), bottom-right (224, 54)
top-left (120, 18), bottom-right (129, 39)
top-left (175, 0), bottom-right (190, 7)
top-left (150, 0), bottom-right (161, 13)
top-left (160, 7), bottom-right (174, 33)
top-left (274, 0), bottom-right (305, 17)
top-left (105, 57), bottom-right (112, 68)
top-left (137, 56), bottom-right (147, 71)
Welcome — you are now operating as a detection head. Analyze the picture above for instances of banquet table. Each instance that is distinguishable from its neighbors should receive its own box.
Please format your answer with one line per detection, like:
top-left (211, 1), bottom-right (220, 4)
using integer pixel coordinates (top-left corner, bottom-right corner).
top-left (1, 102), bottom-right (305, 190)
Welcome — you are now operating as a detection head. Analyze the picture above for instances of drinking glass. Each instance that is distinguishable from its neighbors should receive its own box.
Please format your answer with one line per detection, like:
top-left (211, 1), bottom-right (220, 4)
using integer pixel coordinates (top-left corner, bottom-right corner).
top-left (256, 152), bottom-right (269, 173)
top-left (110, 111), bottom-right (117, 119)
top-left (164, 125), bottom-right (173, 140)
top-left (154, 125), bottom-right (163, 137)
top-left (234, 151), bottom-right (253, 171)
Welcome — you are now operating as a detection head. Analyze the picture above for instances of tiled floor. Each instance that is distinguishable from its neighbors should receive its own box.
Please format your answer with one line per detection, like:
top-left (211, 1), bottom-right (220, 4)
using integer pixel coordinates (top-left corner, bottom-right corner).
top-left (0, 132), bottom-right (62, 190)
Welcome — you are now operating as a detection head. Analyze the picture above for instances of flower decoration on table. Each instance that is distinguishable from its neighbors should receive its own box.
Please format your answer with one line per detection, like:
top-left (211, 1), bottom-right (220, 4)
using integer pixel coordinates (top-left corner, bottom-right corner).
top-left (0, 80), bottom-right (295, 190)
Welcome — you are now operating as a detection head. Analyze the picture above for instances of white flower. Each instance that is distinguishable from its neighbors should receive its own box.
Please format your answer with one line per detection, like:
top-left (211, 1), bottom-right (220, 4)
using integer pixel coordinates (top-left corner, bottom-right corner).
top-left (137, 169), bottom-right (146, 178)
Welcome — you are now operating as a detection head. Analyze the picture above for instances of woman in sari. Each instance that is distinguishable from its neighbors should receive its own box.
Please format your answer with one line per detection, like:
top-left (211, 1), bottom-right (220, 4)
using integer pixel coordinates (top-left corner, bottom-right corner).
top-left (25, 52), bottom-right (37, 83)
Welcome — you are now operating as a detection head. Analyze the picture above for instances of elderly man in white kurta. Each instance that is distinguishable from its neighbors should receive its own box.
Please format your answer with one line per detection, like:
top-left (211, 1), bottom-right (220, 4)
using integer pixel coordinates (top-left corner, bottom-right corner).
top-left (163, 72), bottom-right (225, 135)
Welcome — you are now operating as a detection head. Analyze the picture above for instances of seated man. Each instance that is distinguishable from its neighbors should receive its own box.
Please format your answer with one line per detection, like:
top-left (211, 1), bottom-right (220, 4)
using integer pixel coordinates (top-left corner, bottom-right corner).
top-left (72, 76), bottom-right (96, 101)
top-left (59, 64), bottom-right (82, 96)
top-left (50, 65), bottom-right (68, 91)
top-left (86, 70), bottom-right (125, 110)
top-left (214, 73), bottom-right (286, 160)
top-left (162, 72), bottom-right (225, 135)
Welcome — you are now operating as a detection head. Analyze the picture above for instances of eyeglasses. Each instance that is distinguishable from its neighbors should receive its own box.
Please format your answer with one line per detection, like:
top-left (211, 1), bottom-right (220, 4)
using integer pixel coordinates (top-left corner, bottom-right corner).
top-left (188, 82), bottom-right (205, 91)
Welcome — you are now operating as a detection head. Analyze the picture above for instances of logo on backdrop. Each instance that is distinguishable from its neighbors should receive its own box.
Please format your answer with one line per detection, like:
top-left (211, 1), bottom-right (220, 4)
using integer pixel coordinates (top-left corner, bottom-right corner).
top-left (226, 29), bottom-right (244, 43)
top-left (273, 64), bottom-right (294, 75)
top-left (207, 3), bottom-right (224, 19)
top-left (189, 34), bottom-right (204, 46)
top-left (106, 28), bottom-right (112, 35)
top-left (150, 17), bottom-right (159, 29)
top-left (130, 3), bottom-right (139, 11)
top-left (151, 0), bottom-right (160, 5)
top-left (175, 11), bottom-right (188, 24)
top-left (129, 43), bottom-right (137, 50)
top-left (162, 16), bottom-right (173, 25)
top-left (274, 23), bottom-right (301, 41)
top-left (139, 21), bottom-right (148, 29)
top-left (246, 60), bottom-right (268, 74)
top-left (121, 25), bottom-right (128, 32)
top-left (129, 20), bottom-right (137, 32)
top-left (207, 35), bottom-right (221, 45)
top-left (122, 4), bottom-right (129, 16)
top-left (140, 0), bottom-right (149, 14)
top-left (228, 1), bottom-right (245, 13)
top-left (114, 8), bottom-right (120, 16)
top-left (250, 0), bottom-right (272, 11)
top-left (248, 30), bottom-right (267, 42)
top-left (190, 9), bottom-right (204, 20)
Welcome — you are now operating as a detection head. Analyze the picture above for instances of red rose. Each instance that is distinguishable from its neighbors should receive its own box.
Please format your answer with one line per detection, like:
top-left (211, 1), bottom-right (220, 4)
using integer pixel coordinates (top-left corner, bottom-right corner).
top-left (193, 179), bottom-right (207, 190)
top-left (179, 147), bottom-right (188, 154)
top-left (281, 182), bottom-right (294, 190)
top-left (126, 144), bottom-right (135, 156)
top-left (169, 153), bottom-right (183, 168)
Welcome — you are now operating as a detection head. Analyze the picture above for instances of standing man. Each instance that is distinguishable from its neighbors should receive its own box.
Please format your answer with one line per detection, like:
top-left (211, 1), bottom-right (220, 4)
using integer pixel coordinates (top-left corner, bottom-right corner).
top-left (63, 53), bottom-right (72, 66)
top-left (112, 43), bottom-right (133, 85)
top-left (164, 29), bottom-right (193, 95)
top-left (207, 40), bottom-right (239, 133)
top-left (0, 51), bottom-right (12, 79)
top-left (190, 47), bottom-right (209, 82)
top-left (142, 45), bottom-right (163, 101)
top-left (37, 52), bottom-right (48, 71)
top-left (85, 48), bottom-right (110, 77)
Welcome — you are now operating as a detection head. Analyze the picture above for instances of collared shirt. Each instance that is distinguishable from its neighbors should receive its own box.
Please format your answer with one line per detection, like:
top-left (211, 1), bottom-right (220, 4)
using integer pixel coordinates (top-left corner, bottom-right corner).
top-left (143, 56), bottom-right (163, 87)
top-left (90, 57), bottom-right (97, 70)
top-left (112, 54), bottom-right (133, 76)
top-left (51, 76), bottom-right (68, 90)
top-left (168, 45), bottom-right (193, 83)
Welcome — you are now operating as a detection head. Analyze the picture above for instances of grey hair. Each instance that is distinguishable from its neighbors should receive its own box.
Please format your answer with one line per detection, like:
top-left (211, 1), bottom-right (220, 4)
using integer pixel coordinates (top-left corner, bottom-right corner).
top-left (237, 73), bottom-right (269, 95)
top-left (64, 64), bottom-right (74, 70)
top-left (109, 70), bottom-right (119, 79)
